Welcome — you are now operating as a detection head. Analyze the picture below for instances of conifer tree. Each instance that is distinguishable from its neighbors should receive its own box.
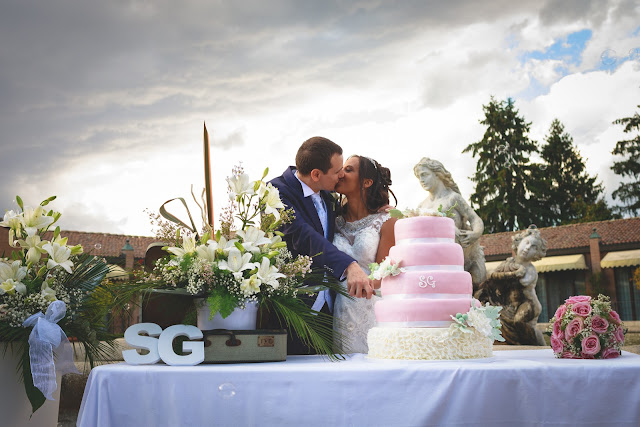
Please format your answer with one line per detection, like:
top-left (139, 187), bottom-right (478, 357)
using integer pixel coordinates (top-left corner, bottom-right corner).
top-left (611, 104), bottom-right (640, 216)
top-left (463, 97), bottom-right (538, 233)
top-left (533, 119), bottom-right (614, 226)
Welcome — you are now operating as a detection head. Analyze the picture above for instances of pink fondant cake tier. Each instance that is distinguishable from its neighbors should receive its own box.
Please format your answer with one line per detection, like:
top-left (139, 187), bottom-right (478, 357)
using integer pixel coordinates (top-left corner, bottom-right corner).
top-left (381, 270), bottom-right (472, 297)
top-left (388, 242), bottom-right (463, 268)
top-left (375, 298), bottom-right (473, 326)
top-left (395, 216), bottom-right (455, 242)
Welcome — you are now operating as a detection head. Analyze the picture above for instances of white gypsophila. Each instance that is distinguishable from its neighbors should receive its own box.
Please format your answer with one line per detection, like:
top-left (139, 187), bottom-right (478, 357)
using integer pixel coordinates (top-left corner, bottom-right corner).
top-left (466, 309), bottom-right (493, 338)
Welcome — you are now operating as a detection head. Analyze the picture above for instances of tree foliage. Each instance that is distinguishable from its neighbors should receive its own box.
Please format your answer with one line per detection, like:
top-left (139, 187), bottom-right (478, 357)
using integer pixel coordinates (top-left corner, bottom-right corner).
top-left (532, 119), bottom-right (615, 226)
top-left (611, 104), bottom-right (640, 216)
top-left (463, 97), bottom-right (538, 233)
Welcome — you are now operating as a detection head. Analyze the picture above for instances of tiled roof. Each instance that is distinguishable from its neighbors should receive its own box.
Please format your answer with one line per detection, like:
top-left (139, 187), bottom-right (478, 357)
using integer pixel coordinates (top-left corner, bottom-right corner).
top-left (0, 227), bottom-right (159, 259)
top-left (479, 217), bottom-right (640, 257)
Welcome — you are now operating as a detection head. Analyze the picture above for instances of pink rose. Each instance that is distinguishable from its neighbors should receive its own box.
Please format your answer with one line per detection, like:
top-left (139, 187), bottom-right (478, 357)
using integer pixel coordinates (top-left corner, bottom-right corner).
top-left (552, 320), bottom-right (564, 340)
top-left (561, 350), bottom-right (580, 359)
top-left (571, 302), bottom-right (592, 317)
top-left (581, 334), bottom-right (601, 356)
top-left (565, 295), bottom-right (591, 304)
top-left (554, 304), bottom-right (567, 320)
top-left (590, 315), bottom-right (609, 334)
top-left (602, 347), bottom-right (620, 359)
top-left (614, 326), bottom-right (625, 343)
top-left (609, 310), bottom-right (621, 325)
top-left (550, 335), bottom-right (564, 353)
top-left (565, 317), bottom-right (584, 341)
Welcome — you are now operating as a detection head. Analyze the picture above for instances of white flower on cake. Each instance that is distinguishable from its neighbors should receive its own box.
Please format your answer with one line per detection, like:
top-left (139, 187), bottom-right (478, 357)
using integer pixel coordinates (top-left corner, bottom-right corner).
top-left (389, 203), bottom-right (457, 219)
top-left (368, 257), bottom-right (406, 280)
top-left (450, 299), bottom-right (505, 342)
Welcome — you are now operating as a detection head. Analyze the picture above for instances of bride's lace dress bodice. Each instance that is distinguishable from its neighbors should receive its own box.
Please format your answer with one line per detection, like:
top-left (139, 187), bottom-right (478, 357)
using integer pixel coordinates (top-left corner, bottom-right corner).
top-left (333, 212), bottom-right (389, 353)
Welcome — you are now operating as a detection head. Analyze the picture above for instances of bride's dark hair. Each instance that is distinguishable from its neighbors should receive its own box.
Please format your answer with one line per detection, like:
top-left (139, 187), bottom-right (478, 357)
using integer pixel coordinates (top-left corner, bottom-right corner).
top-left (342, 155), bottom-right (396, 213)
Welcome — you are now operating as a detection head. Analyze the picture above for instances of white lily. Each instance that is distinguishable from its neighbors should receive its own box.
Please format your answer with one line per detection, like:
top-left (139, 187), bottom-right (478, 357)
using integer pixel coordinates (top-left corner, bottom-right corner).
top-left (259, 183), bottom-right (285, 221)
top-left (0, 260), bottom-right (27, 283)
top-left (17, 234), bottom-right (47, 264)
top-left (0, 279), bottom-right (27, 296)
top-left (227, 173), bottom-right (254, 201)
top-left (195, 239), bottom-right (219, 262)
top-left (240, 274), bottom-right (262, 296)
top-left (166, 235), bottom-right (198, 258)
top-left (0, 209), bottom-right (22, 230)
top-left (21, 206), bottom-right (55, 236)
top-left (40, 281), bottom-right (57, 302)
top-left (256, 257), bottom-right (285, 289)
top-left (218, 247), bottom-right (257, 280)
top-left (42, 242), bottom-right (74, 273)
top-left (218, 236), bottom-right (239, 255)
top-left (236, 226), bottom-right (271, 253)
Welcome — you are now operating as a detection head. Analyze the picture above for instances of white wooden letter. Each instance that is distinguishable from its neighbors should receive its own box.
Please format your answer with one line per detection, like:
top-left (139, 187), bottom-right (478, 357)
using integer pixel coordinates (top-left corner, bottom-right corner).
top-left (122, 323), bottom-right (163, 365)
top-left (157, 325), bottom-right (205, 366)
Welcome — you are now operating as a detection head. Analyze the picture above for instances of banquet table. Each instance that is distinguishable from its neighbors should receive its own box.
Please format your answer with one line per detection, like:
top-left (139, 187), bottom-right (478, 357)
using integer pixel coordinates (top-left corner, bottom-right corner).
top-left (77, 349), bottom-right (640, 427)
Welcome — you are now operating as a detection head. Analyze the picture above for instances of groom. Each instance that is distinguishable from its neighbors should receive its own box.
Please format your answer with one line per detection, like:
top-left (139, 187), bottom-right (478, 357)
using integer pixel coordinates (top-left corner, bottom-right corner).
top-left (269, 136), bottom-right (374, 354)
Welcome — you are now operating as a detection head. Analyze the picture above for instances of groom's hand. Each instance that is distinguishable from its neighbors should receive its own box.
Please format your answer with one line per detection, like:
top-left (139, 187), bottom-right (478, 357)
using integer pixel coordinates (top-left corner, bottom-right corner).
top-left (346, 262), bottom-right (374, 299)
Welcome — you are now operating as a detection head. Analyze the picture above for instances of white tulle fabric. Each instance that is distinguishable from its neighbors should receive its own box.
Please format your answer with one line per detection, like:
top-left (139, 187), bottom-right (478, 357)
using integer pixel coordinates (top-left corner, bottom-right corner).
top-left (332, 212), bottom-right (389, 354)
top-left (22, 300), bottom-right (78, 399)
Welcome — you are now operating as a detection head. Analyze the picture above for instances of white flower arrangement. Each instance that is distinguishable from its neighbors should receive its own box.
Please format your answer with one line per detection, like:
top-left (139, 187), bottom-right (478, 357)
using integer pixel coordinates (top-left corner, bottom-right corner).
top-left (368, 257), bottom-right (405, 280)
top-left (450, 299), bottom-right (505, 342)
top-left (389, 203), bottom-right (457, 219)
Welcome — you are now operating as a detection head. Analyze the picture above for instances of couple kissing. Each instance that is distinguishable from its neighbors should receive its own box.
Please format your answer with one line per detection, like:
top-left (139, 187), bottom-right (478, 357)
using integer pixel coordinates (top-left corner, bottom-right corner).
top-left (269, 136), bottom-right (397, 354)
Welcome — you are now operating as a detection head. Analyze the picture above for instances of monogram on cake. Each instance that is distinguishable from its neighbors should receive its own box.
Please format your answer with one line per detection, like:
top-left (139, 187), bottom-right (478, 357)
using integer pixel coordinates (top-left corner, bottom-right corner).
top-left (367, 211), bottom-right (504, 360)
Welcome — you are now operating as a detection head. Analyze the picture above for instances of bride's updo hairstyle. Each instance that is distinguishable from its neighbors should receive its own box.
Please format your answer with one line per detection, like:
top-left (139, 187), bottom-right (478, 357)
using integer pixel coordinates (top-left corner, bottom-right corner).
top-left (352, 155), bottom-right (397, 213)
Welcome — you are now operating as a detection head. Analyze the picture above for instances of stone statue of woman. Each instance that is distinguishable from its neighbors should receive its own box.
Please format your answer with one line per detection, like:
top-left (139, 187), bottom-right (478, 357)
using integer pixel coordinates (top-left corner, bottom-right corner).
top-left (413, 157), bottom-right (487, 290)
top-left (475, 225), bottom-right (548, 345)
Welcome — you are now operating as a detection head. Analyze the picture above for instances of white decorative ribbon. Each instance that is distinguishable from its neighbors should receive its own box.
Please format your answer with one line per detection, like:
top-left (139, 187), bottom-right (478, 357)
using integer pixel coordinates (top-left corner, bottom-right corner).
top-left (402, 265), bottom-right (463, 271)
top-left (397, 238), bottom-right (454, 245)
top-left (377, 321), bottom-right (453, 328)
top-left (22, 300), bottom-right (78, 400)
top-left (383, 293), bottom-right (469, 300)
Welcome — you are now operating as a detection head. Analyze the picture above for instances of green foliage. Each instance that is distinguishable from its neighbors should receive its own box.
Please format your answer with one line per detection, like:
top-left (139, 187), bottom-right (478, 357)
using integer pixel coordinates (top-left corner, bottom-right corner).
top-left (206, 288), bottom-right (240, 319)
top-left (611, 105), bottom-right (640, 216)
top-left (463, 97), bottom-right (539, 232)
top-left (531, 119), bottom-right (615, 226)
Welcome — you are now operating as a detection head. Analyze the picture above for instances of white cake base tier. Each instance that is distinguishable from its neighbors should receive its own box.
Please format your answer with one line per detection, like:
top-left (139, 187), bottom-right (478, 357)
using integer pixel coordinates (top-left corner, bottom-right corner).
top-left (367, 327), bottom-right (493, 360)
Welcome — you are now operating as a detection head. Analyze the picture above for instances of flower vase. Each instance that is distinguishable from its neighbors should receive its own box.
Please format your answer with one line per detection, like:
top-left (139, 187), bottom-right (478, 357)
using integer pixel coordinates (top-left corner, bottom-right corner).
top-left (0, 344), bottom-right (61, 427)
top-left (196, 299), bottom-right (259, 330)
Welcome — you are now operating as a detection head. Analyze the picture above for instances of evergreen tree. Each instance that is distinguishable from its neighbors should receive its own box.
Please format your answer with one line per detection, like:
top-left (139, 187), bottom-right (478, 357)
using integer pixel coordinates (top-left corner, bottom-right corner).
top-left (533, 119), bottom-right (614, 226)
top-left (463, 97), bottom-right (539, 233)
top-left (611, 104), bottom-right (640, 216)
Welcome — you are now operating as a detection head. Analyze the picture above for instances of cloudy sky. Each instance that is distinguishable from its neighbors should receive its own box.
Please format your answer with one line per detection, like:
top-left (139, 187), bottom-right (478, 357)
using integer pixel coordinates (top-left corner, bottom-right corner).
top-left (1, 0), bottom-right (639, 237)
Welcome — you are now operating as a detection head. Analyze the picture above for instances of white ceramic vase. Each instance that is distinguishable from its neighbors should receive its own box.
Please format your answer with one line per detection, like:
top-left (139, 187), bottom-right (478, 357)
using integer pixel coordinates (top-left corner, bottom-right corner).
top-left (0, 344), bottom-right (61, 427)
top-left (195, 299), bottom-right (259, 330)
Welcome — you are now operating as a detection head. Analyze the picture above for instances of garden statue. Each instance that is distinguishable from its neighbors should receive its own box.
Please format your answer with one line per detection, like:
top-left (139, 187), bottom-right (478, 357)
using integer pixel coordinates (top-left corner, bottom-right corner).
top-left (474, 225), bottom-right (547, 345)
top-left (414, 157), bottom-right (487, 290)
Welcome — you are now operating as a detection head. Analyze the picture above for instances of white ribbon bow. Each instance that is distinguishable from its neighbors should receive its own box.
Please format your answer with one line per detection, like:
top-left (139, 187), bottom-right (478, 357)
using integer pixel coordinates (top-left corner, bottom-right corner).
top-left (22, 300), bottom-right (78, 400)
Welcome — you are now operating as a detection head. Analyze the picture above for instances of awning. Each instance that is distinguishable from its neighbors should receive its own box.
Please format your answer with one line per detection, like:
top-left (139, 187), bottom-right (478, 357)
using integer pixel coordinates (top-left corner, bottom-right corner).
top-left (484, 254), bottom-right (587, 274)
top-left (601, 249), bottom-right (640, 268)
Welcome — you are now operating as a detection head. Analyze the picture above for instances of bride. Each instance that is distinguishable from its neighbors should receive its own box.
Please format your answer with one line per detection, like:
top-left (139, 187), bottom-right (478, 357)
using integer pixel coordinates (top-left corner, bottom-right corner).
top-left (332, 155), bottom-right (397, 353)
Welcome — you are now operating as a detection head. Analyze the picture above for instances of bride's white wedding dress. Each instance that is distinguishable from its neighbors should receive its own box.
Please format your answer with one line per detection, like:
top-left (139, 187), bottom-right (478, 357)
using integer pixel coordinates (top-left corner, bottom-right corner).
top-left (333, 212), bottom-right (390, 353)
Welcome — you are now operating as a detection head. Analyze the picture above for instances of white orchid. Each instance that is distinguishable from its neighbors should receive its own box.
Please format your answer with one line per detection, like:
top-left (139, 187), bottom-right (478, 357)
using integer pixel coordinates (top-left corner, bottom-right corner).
top-left (236, 226), bottom-right (271, 253)
top-left (0, 260), bottom-right (27, 283)
top-left (167, 235), bottom-right (198, 258)
top-left (21, 206), bottom-right (55, 236)
top-left (227, 173), bottom-right (254, 201)
top-left (0, 279), bottom-right (27, 296)
top-left (240, 274), bottom-right (262, 296)
top-left (259, 183), bottom-right (285, 221)
top-left (217, 247), bottom-right (257, 280)
top-left (256, 257), bottom-right (285, 289)
top-left (42, 242), bottom-right (74, 273)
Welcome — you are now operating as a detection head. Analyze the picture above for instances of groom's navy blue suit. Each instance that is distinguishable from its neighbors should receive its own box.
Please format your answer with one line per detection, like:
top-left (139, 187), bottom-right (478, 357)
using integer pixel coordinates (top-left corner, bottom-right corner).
top-left (269, 167), bottom-right (355, 354)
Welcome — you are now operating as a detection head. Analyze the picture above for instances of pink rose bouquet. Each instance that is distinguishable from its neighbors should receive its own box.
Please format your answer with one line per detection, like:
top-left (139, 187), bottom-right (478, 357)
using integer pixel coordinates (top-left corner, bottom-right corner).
top-left (546, 294), bottom-right (625, 359)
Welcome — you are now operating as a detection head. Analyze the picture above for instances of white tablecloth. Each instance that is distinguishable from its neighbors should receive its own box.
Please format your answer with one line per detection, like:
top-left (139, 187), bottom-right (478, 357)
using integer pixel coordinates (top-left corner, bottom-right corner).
top-left (77, 350), bottom-right (640, 427)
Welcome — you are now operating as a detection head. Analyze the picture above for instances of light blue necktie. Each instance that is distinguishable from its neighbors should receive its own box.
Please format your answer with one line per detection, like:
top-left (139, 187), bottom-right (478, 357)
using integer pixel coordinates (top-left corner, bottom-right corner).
top-left (311, 193), bottom-right (328, 238)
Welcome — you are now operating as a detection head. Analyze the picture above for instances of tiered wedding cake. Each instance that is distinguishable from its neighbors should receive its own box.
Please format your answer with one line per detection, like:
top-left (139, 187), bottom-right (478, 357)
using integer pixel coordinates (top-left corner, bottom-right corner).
top-left (367, 215), bottom-right (498, 360)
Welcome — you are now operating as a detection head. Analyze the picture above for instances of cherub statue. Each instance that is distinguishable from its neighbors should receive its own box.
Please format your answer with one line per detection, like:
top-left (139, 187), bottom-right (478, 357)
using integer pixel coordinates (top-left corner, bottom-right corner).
top-left (414, 157), bottom-right (487, 290)
top-left (474, 225), bottom-right (548, 345)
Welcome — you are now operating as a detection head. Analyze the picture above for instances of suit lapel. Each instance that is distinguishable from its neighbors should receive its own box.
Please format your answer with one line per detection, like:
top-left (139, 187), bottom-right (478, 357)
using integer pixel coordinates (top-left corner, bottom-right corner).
top-left (284, 167), bottom-right (324, 235)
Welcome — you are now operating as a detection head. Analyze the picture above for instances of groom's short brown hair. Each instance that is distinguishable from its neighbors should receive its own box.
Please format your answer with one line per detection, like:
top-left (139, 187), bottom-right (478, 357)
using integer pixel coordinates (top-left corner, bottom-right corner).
top-left (295, 136), bottom-right (342, 175)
